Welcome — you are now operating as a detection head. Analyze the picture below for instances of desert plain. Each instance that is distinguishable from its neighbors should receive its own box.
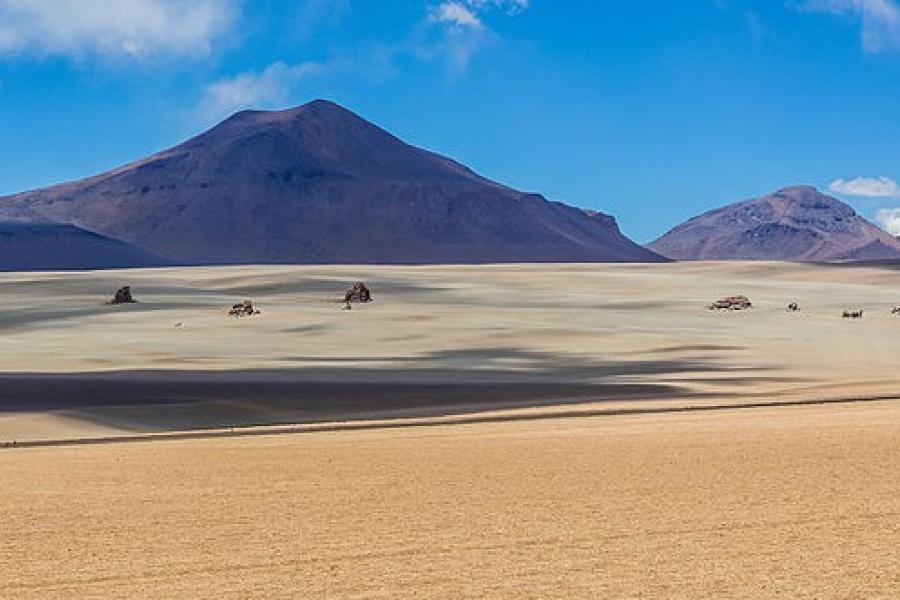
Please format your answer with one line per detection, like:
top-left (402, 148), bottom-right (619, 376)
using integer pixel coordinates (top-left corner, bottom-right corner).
top-left (1, 261), bottom-right (899, 598)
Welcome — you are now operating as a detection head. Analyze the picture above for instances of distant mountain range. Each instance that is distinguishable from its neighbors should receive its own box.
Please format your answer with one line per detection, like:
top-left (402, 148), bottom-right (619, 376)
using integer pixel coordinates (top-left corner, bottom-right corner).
top-left (648, 186), bottom-right (900, 262)
top-left (0, 99), bottom-right (662, 269)
top-left (0, 223), bottom-right (164, 271)
top-left (3, 103), bottom-right (897, 270)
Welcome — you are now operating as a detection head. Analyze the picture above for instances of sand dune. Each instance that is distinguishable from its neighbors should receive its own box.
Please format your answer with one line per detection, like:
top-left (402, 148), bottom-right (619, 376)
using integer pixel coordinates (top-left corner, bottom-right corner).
top-left (2, 261), bottom-right (900, 442)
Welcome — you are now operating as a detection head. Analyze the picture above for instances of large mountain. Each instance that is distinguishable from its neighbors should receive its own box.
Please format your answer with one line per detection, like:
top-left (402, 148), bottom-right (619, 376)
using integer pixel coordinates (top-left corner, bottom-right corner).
top-left (648, 186), bottom-right (900, 262)
top-left (0, 100), bottom-right (662, 265)
top-left (0, 222), bottom-right (165, 271)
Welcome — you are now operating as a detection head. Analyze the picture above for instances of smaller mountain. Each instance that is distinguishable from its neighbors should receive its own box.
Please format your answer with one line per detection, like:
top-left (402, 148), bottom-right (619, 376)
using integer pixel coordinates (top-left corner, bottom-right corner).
top-left (0, 222), bottom-right (166, 271)
top-left (648, 186), bottom-right (900, 262)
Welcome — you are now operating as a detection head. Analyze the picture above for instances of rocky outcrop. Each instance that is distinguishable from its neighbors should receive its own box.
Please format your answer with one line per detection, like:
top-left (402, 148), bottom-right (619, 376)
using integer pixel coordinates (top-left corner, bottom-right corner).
top-left (708, 295), bottom-right (752, 311)
top-left (228, 300), bottom-right (260, 317)
top-left (110, 286), bottom-right (136, 304)
top-left (344, 282), bottom-right (372, 303)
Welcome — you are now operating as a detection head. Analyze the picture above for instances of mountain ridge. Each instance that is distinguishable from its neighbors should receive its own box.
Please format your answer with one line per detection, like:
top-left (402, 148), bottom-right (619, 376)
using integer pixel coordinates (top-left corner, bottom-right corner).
top-left (0, 99), bottom-right (663, 266)
top-left (648, 186), bottom-right (900, 262)
top-left (0, 222), bottom-right (167, 271)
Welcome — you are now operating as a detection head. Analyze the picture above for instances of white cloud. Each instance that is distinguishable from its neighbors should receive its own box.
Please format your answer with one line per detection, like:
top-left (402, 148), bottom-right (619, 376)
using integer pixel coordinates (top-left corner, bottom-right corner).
top-left (794, 0), bottom-right (900, 53)
top-left (431, 2), bottom-right (483, 29)
top-left (197, 61), bottom-right (324, 124)
top-left (468, 0), bottom-right (530, 14)
top-left (426, 0), bottom-right (529, 74)
top-left (829, 176), bottom-right (900, 198)
top-left (876, 207), bottom-right (900, 234)
top-left (0, 0), bottom-right (237, 59)
top-left (430, 0), bottom-right (529, 27)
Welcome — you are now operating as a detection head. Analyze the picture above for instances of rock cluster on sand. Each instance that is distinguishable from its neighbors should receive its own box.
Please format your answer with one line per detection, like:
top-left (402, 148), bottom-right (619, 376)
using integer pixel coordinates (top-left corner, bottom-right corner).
top-left (229, 300), bottom-right (260, 318)
top-left (110, 286), bottom-right (136, 304)
top-left (708, 295), bottom-right (752, 311)
top-left (344, 283), bottom-right (372, 304)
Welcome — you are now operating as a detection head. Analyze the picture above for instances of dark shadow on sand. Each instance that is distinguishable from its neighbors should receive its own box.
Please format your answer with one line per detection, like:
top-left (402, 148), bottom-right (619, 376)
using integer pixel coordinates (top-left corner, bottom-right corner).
top-left (0, 346), bottom-right (801, 437)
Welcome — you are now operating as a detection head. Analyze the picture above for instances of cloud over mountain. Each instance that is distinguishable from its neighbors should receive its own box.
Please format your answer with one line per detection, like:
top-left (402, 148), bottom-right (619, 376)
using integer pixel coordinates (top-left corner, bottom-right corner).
top-left (829, 176), bottom-right (900, 198)
top-left (197, 61), bottom-right (325, 125)
top-left (876, 207), bottom-right (900, 235)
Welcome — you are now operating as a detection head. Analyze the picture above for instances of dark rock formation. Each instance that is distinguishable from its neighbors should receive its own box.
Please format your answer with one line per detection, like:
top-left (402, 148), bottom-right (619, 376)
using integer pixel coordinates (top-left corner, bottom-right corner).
top-left (228, 300), bottom-right (260, 317)
top-left (110, 286), bottom-right (136, 304)
top-left (344, 282), bottom-right (372, 303)
top-left (708, 295), bottom-right (752, 310)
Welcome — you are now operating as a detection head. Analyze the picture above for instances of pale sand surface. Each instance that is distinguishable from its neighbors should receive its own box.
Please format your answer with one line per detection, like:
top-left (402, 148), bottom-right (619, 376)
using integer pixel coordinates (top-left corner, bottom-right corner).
top-left (1, 400), bottom-right (898, 598)
top-left (2, 261), bottom-right (900, 442)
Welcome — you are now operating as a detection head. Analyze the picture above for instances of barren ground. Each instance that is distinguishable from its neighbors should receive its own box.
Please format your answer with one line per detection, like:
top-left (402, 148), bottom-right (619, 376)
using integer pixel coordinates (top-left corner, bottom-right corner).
top-left (2, 261), bottom-right (900, 442)
top-left (2, 400), bottom-right (898, 598)
top-left (1, 262), bottom-right (899, 598)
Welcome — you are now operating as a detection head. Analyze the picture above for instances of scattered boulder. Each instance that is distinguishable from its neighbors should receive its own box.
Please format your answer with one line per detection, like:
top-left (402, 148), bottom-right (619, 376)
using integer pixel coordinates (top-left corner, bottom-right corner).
top-left (891, 306), bottom-right (900, 315)
top-left (109, 286), bottom-right (136, 305)
top-left (787, 302), bottom-right (800, 312)
top-left (344, 282), bottom-right (372, 303)
top-left (708, 295), bottom-right (752, 311)
top-left (229, 300), bottom-right (260, 318)
top-left (842, 309), bottom-right (864, 319)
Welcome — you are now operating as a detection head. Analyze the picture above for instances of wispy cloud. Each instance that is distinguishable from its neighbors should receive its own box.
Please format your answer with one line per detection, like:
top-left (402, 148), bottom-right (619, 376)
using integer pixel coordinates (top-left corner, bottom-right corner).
top-left (430, 2), bottom-right (484, 30)
top-left (792, 0), bottom-right (900, 53)
top-left (431, 0), bottom-right (529, 27)
top-left (0, 0), bottom-right (237, 60)
top-left (829, 176), bottom-right (900, 197)
top-left (197, 61), bottom-right (324, 124)
top-left (472, 0), bottom-right (530, 14)
top-left (876, 207), bottom-right (900, 234)
top-left (193, 0), bottom-right (529, 121)
top-left (426, 0), bottom-right (529, 74)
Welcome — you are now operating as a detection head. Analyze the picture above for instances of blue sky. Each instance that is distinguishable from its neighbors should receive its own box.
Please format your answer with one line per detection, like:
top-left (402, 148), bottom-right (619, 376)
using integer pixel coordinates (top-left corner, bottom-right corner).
top-left (1, 0), bottom-right (900, 242)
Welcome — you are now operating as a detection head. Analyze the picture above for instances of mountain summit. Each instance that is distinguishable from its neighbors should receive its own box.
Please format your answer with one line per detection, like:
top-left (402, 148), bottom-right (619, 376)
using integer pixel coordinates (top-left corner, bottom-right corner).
top-left (0, 100), bottom-right (661, 266)
top-left (648, 186), bottom-right (900, 262)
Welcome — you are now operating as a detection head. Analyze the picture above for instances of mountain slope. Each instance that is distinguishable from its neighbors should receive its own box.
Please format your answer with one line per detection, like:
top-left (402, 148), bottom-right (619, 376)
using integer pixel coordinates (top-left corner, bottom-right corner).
top-left (0, 222), bottom-right (166, 271)
top-left (648, 186), bottom-right (900, 262)
top-left (0, 100), bottom-right (662, 265)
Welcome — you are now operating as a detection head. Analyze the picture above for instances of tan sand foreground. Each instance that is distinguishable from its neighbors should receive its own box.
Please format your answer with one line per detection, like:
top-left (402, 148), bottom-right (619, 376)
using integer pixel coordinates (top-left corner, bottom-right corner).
top-left (2, 399), bottom-right (898, 598)
top-left (2, 261), bottom-right (900, 442)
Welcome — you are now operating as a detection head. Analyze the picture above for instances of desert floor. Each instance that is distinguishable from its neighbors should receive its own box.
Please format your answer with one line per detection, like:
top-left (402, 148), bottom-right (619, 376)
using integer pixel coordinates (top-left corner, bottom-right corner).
top-left (2, 399), bottom-right (898, 598)
top-left (1, 262), bottom-right (899, 597)
top-left (2, 261), bottom-right (900, 442)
